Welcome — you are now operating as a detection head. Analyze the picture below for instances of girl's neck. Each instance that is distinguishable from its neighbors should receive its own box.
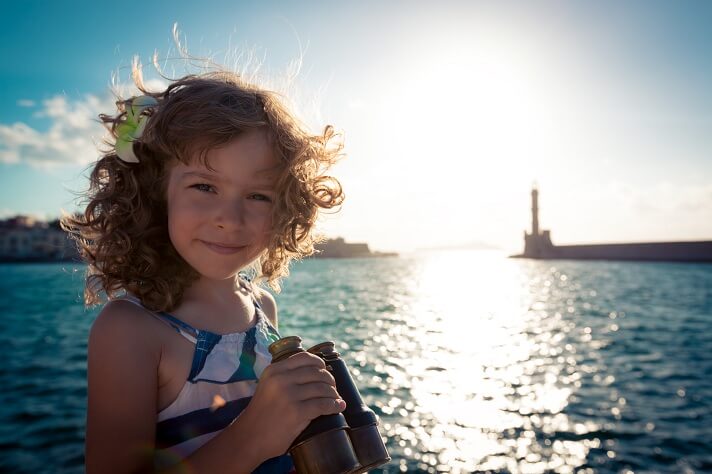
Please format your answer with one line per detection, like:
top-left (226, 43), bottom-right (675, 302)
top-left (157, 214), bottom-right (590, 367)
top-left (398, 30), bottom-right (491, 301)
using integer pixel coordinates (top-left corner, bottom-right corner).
top-left (172, 275), bottom-right (256, 334)
top-left (182, 275), bottom-right (248, 309)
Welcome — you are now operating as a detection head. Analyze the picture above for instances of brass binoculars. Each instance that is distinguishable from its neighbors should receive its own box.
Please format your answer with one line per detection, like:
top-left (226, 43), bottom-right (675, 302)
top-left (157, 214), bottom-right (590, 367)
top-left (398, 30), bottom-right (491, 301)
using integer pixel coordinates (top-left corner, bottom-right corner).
top-left (269, 336), bottom-right (391, 474)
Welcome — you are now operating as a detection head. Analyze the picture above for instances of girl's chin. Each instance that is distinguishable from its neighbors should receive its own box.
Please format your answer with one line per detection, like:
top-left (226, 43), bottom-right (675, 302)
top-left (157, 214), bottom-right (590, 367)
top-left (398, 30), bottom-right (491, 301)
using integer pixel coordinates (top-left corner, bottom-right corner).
top-left (189, 258), bottom-right (259, 280)
top-left (193, 268), bottom-right (244, 281)
top-left (177, 244), bottom-right (264, 278)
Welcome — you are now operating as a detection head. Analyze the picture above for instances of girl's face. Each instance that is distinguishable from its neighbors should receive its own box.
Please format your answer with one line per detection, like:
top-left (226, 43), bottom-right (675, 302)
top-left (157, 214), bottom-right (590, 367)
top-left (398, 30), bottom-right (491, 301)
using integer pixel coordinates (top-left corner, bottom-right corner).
top-left (165, 128), bottom-right (280, 280)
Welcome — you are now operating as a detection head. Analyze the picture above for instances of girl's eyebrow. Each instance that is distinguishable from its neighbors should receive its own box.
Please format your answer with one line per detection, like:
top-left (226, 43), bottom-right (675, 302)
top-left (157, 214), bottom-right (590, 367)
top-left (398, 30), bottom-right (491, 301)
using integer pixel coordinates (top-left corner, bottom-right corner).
top-left (180, 169), bottom-right (277, 186)
top-left (180, 170), bottom-right (223, 182)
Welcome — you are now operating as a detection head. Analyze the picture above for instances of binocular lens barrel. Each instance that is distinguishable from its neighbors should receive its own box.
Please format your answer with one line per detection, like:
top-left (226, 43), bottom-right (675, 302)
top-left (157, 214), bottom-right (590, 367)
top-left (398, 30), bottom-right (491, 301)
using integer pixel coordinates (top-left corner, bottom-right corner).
top-left (269, 337), bottom-right (359, 474)
top-left (308, 342), bottom-right (391, 473)
top-left (269, 337), bottom-right (390, 474)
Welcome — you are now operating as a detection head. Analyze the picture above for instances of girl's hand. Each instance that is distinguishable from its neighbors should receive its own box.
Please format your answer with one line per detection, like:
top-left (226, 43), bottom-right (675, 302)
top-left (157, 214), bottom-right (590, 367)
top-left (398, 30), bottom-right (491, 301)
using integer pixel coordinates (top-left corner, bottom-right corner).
top-left (239, 351), bottom-right (346, 459)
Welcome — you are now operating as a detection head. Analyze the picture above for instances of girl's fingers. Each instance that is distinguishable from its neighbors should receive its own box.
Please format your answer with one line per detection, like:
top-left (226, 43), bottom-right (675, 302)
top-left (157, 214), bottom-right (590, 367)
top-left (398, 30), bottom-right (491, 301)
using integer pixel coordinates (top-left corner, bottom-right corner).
top-left (301, 397), bottom-right (346, 421)
top-left (266, 362), bottom-right (335, 388)
top-left (273, 351), bottom-right (326, 371)
top-left (288, 366), bottom-right (336, 387)
top-left (292, 381), bottom-right (341, 402)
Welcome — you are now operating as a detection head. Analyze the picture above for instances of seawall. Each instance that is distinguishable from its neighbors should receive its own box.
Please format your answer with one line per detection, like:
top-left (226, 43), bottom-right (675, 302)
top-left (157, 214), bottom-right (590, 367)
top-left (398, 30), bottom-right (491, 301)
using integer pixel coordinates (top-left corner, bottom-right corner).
top-left (513, 240), bottom-right (712, 263)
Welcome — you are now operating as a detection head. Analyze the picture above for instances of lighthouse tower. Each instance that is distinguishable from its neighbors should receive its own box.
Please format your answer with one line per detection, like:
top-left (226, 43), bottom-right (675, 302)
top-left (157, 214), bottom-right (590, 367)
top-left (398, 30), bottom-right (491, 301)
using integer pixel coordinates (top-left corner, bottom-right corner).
top-left (531, 187), bottom-right (539, 236)
top-left (523, 185), bottom-right (553, 257)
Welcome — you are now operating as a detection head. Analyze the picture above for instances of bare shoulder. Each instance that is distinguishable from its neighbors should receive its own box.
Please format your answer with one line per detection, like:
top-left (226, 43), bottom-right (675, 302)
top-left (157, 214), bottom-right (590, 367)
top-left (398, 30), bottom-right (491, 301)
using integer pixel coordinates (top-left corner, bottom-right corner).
top-left (88, 299), bottom-right (163, 400)
top-left (253, 286), bottom-right (278, 328)
top-left (90, 299), bottom-right (163, 354)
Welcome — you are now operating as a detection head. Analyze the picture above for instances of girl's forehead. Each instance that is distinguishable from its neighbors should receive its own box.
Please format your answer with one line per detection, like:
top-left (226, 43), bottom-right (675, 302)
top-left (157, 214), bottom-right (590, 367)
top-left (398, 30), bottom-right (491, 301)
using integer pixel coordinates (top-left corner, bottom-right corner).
top-left (169, 153), bottom-right (281, 183)
top-left (174, 164), bottom-right (280, 180)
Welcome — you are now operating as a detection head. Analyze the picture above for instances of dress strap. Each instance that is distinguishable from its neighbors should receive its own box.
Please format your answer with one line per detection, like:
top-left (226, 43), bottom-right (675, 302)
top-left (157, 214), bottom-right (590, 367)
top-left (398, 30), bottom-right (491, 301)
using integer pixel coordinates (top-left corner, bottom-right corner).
top-left (119, 295), bottom-right (198, 344)
top-left (155, 312), bottom-right (200, 343)
top-left (237, 273), bottom-right (264, 311)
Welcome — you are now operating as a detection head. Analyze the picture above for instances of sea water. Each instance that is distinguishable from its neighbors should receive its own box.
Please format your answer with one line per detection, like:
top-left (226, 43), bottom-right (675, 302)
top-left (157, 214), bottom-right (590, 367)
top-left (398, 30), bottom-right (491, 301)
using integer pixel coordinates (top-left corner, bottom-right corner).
top-left (1, 251), bottom-right (711, 473)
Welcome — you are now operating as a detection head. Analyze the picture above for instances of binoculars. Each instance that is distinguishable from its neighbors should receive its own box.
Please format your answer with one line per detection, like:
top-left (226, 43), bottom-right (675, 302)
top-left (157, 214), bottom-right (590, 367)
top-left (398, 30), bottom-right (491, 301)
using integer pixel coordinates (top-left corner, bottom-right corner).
top-left (269, 336), bottom-right (391, 474)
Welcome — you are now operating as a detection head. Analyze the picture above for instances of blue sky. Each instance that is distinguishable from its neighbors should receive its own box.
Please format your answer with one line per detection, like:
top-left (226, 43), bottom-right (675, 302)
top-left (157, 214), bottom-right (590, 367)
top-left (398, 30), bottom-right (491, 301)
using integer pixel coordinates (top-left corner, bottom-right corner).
top-left (1, 0), bottom-right (711, 253)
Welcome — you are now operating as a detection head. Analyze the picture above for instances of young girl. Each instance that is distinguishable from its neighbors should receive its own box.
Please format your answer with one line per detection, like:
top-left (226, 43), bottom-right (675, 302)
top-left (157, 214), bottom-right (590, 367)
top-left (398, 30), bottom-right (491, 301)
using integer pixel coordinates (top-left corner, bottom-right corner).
top-left (64, 68), bottom-right (346, 473)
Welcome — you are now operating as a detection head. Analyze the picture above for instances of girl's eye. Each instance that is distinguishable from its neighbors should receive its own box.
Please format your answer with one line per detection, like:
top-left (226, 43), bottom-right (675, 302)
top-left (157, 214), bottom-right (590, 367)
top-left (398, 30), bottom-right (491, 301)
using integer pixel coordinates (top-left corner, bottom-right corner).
top-left (249, 193), bottom-right (272, 203)
top-left (191, 183), bottom-right (215, 193)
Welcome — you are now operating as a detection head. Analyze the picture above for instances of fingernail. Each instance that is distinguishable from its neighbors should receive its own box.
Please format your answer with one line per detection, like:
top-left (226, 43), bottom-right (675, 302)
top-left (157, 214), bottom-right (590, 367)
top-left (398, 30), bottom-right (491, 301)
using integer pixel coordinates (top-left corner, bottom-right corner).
top-left (337, 399), bottom-right (346, 410)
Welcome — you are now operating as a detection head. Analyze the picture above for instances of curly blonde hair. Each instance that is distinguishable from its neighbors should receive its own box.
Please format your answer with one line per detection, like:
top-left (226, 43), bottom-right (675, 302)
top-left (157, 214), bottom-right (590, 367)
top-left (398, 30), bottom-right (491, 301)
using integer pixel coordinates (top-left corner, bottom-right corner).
top-left (62, 71), bottom-right (343, 312)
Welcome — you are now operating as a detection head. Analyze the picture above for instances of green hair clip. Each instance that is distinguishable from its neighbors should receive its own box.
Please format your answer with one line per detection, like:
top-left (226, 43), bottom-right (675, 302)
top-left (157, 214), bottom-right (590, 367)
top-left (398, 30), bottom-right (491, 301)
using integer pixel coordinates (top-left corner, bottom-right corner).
top-left (115, 95), bottom-right (158, 163)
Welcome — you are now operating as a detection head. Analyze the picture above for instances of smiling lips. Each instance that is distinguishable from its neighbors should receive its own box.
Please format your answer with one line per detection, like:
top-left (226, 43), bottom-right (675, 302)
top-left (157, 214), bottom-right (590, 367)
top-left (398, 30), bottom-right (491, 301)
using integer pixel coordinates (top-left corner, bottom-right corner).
top-left (201, 240), bottom-right (246, 255)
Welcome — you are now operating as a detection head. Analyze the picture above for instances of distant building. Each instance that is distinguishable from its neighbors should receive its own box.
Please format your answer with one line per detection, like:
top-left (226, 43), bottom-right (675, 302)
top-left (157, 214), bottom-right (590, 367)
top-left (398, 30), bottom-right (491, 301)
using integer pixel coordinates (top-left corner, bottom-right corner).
top-left (0, 215), bottom-right (79, 262)
top-left (521, 187), bottom-right (554, 258)
top-left (513, 187), bottom-right (712, 263)
top-left (313, 237), bottom-right (396, 258)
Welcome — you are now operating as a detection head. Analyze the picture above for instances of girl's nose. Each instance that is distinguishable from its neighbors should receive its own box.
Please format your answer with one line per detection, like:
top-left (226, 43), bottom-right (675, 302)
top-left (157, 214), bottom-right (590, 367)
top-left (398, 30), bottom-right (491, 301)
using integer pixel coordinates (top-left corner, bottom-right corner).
top-left (215, 200), bottom-right (246, 229)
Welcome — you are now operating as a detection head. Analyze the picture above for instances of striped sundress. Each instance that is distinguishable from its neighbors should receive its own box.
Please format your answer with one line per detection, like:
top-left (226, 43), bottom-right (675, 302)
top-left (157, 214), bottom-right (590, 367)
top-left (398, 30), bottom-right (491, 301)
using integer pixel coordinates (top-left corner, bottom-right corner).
top-left (120, 282), bottom-right (295, 473)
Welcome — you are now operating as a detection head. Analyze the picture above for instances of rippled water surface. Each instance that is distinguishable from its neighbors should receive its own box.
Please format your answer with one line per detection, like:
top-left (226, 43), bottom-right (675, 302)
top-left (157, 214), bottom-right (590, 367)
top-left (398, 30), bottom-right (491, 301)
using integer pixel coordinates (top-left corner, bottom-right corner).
top-left (1, 252), bottom-right (711, 473)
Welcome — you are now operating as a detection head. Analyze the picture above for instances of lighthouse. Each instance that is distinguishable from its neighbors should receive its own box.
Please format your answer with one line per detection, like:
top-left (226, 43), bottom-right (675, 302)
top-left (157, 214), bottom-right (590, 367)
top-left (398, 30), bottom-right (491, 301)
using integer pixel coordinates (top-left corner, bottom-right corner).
top-left (531, 186), bottom-right (539, 236)
top-left (523, 185), bottom-right (553, 257)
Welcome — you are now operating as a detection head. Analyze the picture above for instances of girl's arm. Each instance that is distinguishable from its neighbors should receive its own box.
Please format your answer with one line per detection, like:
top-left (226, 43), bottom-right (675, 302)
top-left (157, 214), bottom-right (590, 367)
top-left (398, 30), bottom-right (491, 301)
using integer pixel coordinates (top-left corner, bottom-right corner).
top-left (85, 301), bottom-right (162, 473)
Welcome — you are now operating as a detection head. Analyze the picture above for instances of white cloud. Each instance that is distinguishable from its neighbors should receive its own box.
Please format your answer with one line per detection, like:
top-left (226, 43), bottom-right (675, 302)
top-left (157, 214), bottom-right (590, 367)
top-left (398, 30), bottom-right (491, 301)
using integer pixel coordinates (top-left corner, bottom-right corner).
top-left (17, 99), bottom-right (36, 107)
top-left (0, 94), bottom-right (108, 170)
top-left (0, 208), bottom-right (16, 219)
top-left (540, 179), bottom-right (712, 245)
top-left (602, 180), bottom-right (712, 215)
top-left (1, 79), bottom-right (169, 170)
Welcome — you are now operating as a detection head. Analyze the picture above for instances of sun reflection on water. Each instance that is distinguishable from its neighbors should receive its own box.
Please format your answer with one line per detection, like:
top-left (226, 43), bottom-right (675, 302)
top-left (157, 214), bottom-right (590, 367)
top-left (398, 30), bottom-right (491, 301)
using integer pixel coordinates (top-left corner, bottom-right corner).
top-left (353, 250), bottom-right (599, 473)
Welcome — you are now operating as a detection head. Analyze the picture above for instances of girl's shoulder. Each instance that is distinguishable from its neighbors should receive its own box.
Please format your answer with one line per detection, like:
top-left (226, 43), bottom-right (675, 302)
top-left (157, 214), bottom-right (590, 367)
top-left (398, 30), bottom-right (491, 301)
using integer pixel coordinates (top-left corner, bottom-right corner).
top-left (90, 298), bottom-right (165, 358)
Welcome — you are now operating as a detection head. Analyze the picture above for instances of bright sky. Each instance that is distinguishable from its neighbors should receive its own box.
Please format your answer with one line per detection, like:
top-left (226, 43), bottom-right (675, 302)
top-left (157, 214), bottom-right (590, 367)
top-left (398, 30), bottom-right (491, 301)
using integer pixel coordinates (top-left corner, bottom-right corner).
top-left (1, 0), bottom-right (711, 254)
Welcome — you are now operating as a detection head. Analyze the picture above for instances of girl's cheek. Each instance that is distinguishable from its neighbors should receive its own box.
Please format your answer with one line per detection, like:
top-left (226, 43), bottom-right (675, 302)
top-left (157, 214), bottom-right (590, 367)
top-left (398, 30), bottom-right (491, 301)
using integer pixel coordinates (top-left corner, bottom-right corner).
top-left (261, 210), bottom-right (274, 230)
top-left (189, 200), bottom-right (208, 212)
top-left (183, 196), bottom-right (212, 213)
top-left (169, 199), bottom-right (205, 227)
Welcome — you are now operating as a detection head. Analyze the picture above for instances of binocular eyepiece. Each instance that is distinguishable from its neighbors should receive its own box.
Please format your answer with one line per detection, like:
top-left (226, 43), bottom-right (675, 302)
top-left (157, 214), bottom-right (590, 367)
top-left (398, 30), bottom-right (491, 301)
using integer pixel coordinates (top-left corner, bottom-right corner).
top-left (269, 336), bottom-right (391, 474)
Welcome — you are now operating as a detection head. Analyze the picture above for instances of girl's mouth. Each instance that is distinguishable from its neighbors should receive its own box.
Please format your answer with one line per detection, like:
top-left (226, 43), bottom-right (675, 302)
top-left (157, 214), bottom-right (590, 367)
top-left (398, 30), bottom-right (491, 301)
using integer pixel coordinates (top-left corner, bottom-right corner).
top-left (201, 240), bottom-right (246, 255)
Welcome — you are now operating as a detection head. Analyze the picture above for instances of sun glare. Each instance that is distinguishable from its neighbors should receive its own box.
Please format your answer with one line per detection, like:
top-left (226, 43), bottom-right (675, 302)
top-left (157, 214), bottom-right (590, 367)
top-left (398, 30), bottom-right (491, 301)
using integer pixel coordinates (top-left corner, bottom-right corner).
top-left (344, 36), bottom-right (563, 254)
top-left (380, 40), bottom-right (557, 185)
top-left (365, 251), bottom-right (595, 472)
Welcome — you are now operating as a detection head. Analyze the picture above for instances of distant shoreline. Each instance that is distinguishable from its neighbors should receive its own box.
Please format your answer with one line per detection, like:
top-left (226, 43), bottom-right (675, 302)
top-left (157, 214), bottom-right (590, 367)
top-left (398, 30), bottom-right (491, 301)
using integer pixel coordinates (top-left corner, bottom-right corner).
top-left (517, 187), bottom-right (712, 264)
top-left (0, 258), bottom-right (84, 264)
